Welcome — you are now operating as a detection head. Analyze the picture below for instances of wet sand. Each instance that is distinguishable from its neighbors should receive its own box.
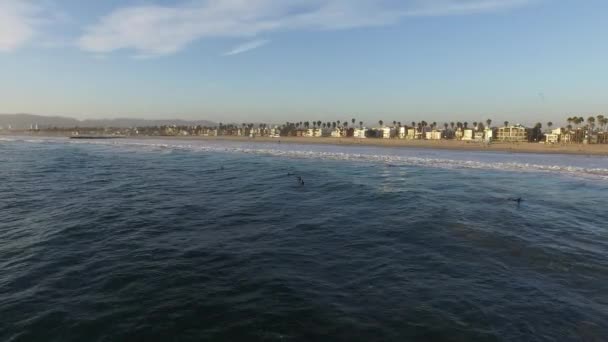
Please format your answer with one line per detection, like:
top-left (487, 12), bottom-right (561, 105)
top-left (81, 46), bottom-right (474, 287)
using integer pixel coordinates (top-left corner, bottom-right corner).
top-left (5, 133), bottom-right (608, 156)
top-left (151, 135), bottom-right (608, 156)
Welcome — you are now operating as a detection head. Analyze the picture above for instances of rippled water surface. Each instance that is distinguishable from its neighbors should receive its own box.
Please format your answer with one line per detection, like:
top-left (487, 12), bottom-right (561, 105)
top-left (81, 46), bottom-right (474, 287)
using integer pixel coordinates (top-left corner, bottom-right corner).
top-left (1, 137), bottom-right (607, 341)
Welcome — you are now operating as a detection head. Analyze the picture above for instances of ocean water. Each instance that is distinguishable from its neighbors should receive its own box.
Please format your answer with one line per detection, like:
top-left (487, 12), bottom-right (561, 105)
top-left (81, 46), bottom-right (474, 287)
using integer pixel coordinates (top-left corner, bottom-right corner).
top-left (1, 137), bottom-right (607, 341)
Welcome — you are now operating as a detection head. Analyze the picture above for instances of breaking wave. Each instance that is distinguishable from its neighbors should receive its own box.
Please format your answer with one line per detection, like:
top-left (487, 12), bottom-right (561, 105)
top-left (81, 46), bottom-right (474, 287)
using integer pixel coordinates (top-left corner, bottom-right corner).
top-left (77, 139), bottom-right (608, 180)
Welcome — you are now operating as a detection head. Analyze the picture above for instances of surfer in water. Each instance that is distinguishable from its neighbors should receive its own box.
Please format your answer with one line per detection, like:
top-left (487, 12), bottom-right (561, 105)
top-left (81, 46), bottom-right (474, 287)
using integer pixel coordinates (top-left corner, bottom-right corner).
top-left (509, 197), bottom-right (523, 205)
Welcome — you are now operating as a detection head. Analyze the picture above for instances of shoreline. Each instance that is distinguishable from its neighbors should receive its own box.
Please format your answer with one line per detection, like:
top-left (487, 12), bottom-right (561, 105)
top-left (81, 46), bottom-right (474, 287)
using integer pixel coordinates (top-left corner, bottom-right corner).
top-left (4, 133), bottom-right (608, 156)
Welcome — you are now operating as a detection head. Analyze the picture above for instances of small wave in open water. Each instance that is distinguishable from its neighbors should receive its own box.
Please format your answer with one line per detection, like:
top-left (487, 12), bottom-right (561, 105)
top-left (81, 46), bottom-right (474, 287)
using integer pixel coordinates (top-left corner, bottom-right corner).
top-left (1, 137), bottom-right (607, 341)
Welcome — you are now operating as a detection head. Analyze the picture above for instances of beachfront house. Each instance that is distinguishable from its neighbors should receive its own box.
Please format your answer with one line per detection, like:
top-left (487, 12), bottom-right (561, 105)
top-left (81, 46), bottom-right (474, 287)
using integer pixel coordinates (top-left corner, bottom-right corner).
top-left (354, 128), bottom-right (367, 138)
top-left (496, 125), bottom-right (528, 142)
top-left (380, 127), bottom-right (395, 139)
top-left (484, 128), bottom-right (493, 142)
top-left (398, 127), bottom-right (406, 139)
top-left (474, 131), bottom-right (485, 141)
top-left (331, 129), bottom-right (342, 138)
top-left (270, 127), bottom-right (281, 138)
top-left (545, 128), bottom-right (563, 144)
top-left (425, 130), bottom-right (443, 140)
top-left (462, 129), bottom-right (474, 141)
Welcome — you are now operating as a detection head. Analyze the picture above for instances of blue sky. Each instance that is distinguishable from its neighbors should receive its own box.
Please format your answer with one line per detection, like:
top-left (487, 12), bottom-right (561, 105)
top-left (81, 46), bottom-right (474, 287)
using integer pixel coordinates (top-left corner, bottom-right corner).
top-left (0, 0), bottom-right (607, 125)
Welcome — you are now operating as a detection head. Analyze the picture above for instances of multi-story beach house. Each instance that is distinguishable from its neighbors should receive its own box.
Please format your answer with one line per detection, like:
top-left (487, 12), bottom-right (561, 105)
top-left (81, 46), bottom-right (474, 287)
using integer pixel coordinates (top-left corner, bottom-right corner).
top-left (545, 128), bottom-right (563, 144)
top-left (425, 130), bottom-right (443, 140)
top-left (398, 127), bottom-right (406, 139)
top-left (484, 128), bottom-right (493, 142)
top-left (354, 128), bottom-right (367, 138)
top-left (461, 129), bottom-right (474, 141)
top-left (496, 125), bottom-right (528, 142)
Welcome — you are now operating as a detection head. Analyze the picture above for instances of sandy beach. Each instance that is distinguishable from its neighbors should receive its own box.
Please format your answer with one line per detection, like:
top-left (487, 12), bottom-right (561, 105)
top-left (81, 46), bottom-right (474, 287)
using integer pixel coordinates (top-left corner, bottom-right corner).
top-left (4, 133), bottom-right (608, 156)
top-left (145, 135), bottom-right (608, 156)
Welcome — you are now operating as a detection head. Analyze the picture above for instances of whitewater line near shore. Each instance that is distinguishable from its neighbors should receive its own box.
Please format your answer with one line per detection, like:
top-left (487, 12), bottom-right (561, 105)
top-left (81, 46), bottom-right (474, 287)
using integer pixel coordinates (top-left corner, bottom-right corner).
top-left (4, 133), bottom-right (608, 156)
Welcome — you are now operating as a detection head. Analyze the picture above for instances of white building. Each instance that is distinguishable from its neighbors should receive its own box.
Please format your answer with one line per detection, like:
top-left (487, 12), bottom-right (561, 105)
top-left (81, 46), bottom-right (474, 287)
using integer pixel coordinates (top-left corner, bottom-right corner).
top-left (354, 128), bottom-right (367, 138)
top-left (425, 130), bottom-right (443, 140)
top-left (407, 128), bottom-right (422, 140)
top-left (398, 127), bottom-right (406, 139)
top-left (381, 127), bottom-right (393, 139)
top-left (331, 129), bottom-right (342, 138)
top-left (545, 128), bottom-right (563, 144)
top-left (484, 128), bottom-right (493, 142)
top-left (497, 125), bottom-right (528, 142)
top-left (462, 129), bottom-right (474, 141)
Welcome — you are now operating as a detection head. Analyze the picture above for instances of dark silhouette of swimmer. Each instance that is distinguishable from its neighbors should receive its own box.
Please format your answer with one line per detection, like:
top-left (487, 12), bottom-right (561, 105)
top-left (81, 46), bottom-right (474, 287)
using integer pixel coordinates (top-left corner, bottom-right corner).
top-left (509, 197), bottom-right (523, 205)
top-left (297, 176), bottom-right (304, 185)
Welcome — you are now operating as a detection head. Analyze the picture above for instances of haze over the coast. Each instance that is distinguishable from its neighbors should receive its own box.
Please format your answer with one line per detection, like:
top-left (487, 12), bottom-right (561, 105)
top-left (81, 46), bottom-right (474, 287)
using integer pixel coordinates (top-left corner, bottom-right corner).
top-left (1, 0), bottom-right (607, 124)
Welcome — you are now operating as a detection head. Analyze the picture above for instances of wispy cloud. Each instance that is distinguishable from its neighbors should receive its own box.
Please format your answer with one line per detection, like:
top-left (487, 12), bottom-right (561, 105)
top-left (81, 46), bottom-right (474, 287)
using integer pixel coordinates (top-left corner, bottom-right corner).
top-left (78, 0), bottom-right (537, 57)
top-left (0, 0), bottom-right (67, 52)
top-left (223, 39), bottom-right (269, 56)
top-left (0, 0), bottom-right (40, 52)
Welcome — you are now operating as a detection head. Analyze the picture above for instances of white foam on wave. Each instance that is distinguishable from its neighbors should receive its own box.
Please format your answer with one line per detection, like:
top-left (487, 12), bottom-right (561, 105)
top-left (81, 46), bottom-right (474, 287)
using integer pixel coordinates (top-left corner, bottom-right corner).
top-left (72, 139), bottom-right (608, 180)
top-left (8, 137), bottom-right (608, 180)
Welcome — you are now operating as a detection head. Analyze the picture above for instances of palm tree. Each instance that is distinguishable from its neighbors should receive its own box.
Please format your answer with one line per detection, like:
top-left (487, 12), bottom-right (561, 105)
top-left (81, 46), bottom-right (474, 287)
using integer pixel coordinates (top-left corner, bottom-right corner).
top-left (450, 122), bottom-right (455, 130)
top-left (547, 122), bottom-right (553, 131)
top-left (588, 116), bottom-right (596, 130)
top-left (597, 115), bottom-right (605, 131)
top-left (473, 122), bottom-right (478, 131)
top-left (359, 121), bottom-right (363, 128)
top-left (411, 121), bottom-right (416, 128)
top-left (379, 120), bottom-right (384, 127)
top-left (317, 120), bottom-right (322, 128)
top-left (393, 120), bottom-right (397, 127)
top-left (352, 118), bottom-right (356, 125)
top-left (504, 121), bottom-right (509, 127)
top-left (486, 119), bottom-right (492, 128)
top-left (444, 123), bottom-right (448, 130)
top-left (463, 122), bottom-right (468, 129)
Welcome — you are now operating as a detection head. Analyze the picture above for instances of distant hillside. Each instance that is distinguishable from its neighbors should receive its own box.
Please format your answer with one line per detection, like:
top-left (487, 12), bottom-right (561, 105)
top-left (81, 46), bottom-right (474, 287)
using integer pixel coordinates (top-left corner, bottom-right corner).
top-left (0, 114), bottom-right (216, 129)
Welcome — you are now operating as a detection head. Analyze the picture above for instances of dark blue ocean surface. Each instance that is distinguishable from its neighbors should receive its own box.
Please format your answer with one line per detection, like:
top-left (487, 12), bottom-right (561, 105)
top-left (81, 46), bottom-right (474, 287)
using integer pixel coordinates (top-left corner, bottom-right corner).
top-left (1, 137), bottom-right (608, 341)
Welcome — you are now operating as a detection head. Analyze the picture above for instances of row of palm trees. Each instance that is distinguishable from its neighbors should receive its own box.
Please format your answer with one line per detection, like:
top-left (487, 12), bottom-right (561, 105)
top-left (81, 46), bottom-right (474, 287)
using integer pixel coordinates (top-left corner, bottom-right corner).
top-left (565, 115), bottom-right (608, 131)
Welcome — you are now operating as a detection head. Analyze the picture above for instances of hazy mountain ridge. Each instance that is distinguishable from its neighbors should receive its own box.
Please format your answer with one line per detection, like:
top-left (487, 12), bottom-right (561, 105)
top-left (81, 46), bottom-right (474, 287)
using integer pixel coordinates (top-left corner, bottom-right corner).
top-left (0, 114), bottom-right (216, 129)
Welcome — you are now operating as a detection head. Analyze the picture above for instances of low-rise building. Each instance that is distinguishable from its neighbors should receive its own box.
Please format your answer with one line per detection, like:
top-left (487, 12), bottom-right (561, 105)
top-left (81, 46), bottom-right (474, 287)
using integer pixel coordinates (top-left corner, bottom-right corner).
top-left (381, 127), bottom-right (392, 139)
top-left (398, 127), bottom-right (406, 139)
top-left (496, 125), bottom-right (528, 142)
top-left (425, 130), bottom-right (443, 140)
top-left (484, 128), bottom-right (493, 142)
top-left (545, 128), bottom-right (563, 144)
top-left (462, 129), bottom-right (474, 141)
top-left (354, 128), bottom-right (367, 138)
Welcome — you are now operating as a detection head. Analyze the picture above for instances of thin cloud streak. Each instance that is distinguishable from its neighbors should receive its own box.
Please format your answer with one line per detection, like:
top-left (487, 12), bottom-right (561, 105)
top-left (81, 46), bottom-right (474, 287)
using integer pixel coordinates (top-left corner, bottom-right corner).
top-left (77, 0), bottom-right (537, 57)
top-left (0, 0), bottom-right (39, 52)
top-left (223, 39), bottom-right (269, 56)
